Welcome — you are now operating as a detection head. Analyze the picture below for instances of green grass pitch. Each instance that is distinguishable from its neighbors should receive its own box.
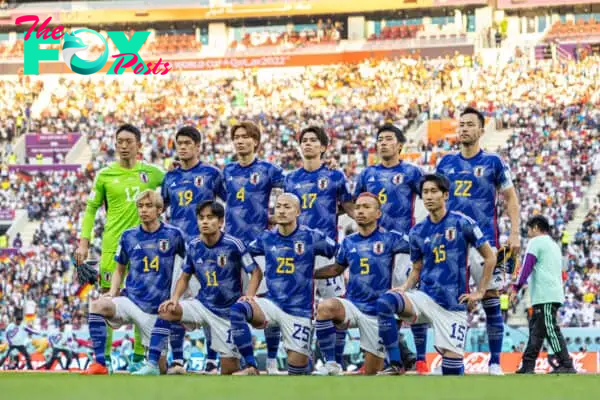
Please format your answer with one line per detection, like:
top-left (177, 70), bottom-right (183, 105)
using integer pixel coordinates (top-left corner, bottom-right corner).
top-left (1, 373), bottom-right (598, 400)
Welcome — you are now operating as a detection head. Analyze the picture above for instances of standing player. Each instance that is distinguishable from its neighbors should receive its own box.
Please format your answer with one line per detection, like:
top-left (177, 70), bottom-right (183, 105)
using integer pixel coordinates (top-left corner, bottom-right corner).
top-left (75, 124), bottom-right (164, 370)
top-left (436, 107), bottom-right (521, 375)
top-left (81, 190), bottom-right (186, 375)
top-left (223, 121), bottom-right (284, 373)
top-left (313, 193), bottom-right (410, 375)
top-left (0, 315), bottom-right (34, 370)
top-left (377, 174), bottom-right (496, 375)
top-left (43, 324), bottom-right (73, 371)
top-left (157, 200), bottom-right (263, 375)
top-left (230, 193), bottom-right (338, 375)
top-left (161, 126), bottom-right (226, 374)
top-left (283, 126), bottom-right (354, 369)
top-left (353, 123), bottom-right (425, 373)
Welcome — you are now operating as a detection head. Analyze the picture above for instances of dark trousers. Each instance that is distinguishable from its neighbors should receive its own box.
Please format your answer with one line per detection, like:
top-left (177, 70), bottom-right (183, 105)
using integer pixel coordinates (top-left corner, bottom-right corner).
top-left (522, 303), bottom-right (572, 370)
top-left (44, 349), bottom-right (73, 370)
top-left (0, 345), bottom-right (33, 369)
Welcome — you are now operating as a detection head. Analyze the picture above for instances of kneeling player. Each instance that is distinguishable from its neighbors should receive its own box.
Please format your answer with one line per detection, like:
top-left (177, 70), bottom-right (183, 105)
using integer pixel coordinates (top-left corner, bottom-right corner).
top-left (313, 193), bottom-right (410, 375)
top-left (377, 174), bottom-right (496, 375)
top-left (82, 190), bottom-right (186, 375)
top-left (158, 201), bottom-right (263, 375)
top-left (230, 193), bottom-right (338, 375)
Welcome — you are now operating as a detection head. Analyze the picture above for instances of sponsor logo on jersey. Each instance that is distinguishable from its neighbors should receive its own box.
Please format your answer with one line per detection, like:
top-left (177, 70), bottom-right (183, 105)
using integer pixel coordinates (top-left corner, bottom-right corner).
top-left (217, 254), bottom-right (227, 267)
top-left (392, 173), bottom-right (404, 185)
top-left (474, 166), bottom-right (485, 177)
top-left (294, 241), bottom-right (305, 255)
top-left (373, 241), bottom-right (384, 255)
top-left (317, 177), bottom-right (329, 190)
top-left (194, 176), bottom-right (204, 187)
top-left (445, 227), bottom-right (456, 241)
top-left (249, 172), bottom-right (260, 185)
top-left (159, 239), bottom-right (170, 253)
top-left (139, 172), bottom-right (149, 183)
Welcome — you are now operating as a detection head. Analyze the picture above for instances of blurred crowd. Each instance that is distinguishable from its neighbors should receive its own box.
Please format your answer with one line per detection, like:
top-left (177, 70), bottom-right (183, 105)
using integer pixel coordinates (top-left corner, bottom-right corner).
top-left (1, 54), bottom-right (599, 331)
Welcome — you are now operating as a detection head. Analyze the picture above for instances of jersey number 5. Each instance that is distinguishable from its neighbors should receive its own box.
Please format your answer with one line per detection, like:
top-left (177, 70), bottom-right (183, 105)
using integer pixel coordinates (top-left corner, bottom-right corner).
top-left (360, 257), bottom-right (370, 275)
top-left (143, 256), bottom-right (160, 272)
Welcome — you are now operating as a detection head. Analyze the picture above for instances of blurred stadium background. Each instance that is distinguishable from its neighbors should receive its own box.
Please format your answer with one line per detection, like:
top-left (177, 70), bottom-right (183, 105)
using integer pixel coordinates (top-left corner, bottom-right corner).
top-left (0, 0), bottom-right (598, 374)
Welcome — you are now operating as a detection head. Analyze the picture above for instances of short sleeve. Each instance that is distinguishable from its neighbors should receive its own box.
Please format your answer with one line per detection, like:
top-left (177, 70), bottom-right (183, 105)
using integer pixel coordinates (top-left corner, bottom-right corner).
top-left (114, 234), bottom-right (129, 265)
top-left (336, 171), bottom-right (352, 203)
top-left (182, 253), bottom-right (195, 275)
top-left (411, 166), bottom-right (425, 197)
top-left (248, 234), bottom-right (265, 257)
top-left (238, 241), bottom-right (257, 273)
top-left (352, 170), bottom-right (366, 199)
top-left (335, 239), bottom-right (349, 267)
top-left (462, 218), bottom-right (487, 249)
top-left (160, 176), bottom-right (170, 208)
top-left (270, 164), bottom-right (285, 188)
top-left (175, 231), bottom-right (186, 258)
top-left (314, 230), bottom-right (338, 258)
top-left (215, 170), bottom-right (227, 200)
top-left (496, 157), bottom-right (514, 191)
top-left (525, 238), bottom-right (541, 259)
top-left (409, 229), bottom-right (424, 263)
top-left (390, 230), bottom-right (410, 254)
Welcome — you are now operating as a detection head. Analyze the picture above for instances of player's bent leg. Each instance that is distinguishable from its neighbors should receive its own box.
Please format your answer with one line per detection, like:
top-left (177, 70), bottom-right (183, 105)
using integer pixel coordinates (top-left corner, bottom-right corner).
top-left (287, 350), bottom-right (309, 375)
top-left (314, 299), bottom-right (346, 375)
top-left (83, 297), bottom-right (117, 375)
top-left (376, 292), bottom-right (414, 375)
top-left (263, 325), bottom-right (281, 374)
top-left (439, 349), bottom-right (464, 376)
top-left (230, 301), bottom-right (264, 375)
top-left (363, 352), bottom-right (385, 376)
top-left (158, 305), bottom-right (187, 375)
top-left (133, 318), bottom-right (170, 375)
top-left (220, 357), bottom-right (241, 375)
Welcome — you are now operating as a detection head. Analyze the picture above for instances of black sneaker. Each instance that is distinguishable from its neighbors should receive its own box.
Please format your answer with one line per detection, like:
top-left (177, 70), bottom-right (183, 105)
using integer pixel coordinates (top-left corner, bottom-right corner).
top-left (204, 360), bottom-right (219, 375)
top-left (377, 364), bottom-right (406, 376)
top-left (550, 366), bottom-right (577, 374)
top-left (403, 353), bottom-right (417, 371)
top-left (515, 368), bottom-right (535, 374)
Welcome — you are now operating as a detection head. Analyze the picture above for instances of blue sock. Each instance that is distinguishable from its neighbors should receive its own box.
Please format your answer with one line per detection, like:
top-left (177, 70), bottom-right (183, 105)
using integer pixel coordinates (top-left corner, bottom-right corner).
top-left (169, 323), bottom-right (185, 364)
top-left (204, 329), bottom-right (218, 363)
top-left (230, 302), bottom-right (257, 368)
top-left (88, 313), bottom-right (107, 367)
top-left (264, 325), bottom-right (281, 360)
top-left (315, 319), bottom-right (336, 362)
top-left (305, 357), bottom-right (313, 374)
top-left (377, 293), bottom-right (404, 366)
top-left (411, 323), bottom-right (428, 362)
top-left (483, 297), bottom-right (503, 366)
top-left (288, 363), bottom-right (307, 375)
top-left (442, 356), bottom-right (464, 375)
top-left (148, 319), bottom-right (171, 367)
top-left (335, 328), bottom-right (346, 366)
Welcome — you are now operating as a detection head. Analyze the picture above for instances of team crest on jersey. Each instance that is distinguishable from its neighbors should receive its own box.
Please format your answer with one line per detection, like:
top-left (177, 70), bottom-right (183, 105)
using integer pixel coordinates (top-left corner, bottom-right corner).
top-left (194, 176), bottom-right (205, 187)
top-left (217, 254), bottom-right (228, 267)
top-left (392, 174), bottom-right (404, 185)
top-left (249, 172), bottom-right (261, 185)
top-left (158, 239), bottom-right (170, 253)
top-left (445, 228), bottom-right (456, 241)
top-left (294, 241), bottom-right (305, 255)
top-left (373, 241), bottom-right (385, 255)
top-left (474, 166), bottom-right (485, 177)
top-left (317, 177), bottom-right (329, 190)
top-left (139, 172), bottom-right (149, 183)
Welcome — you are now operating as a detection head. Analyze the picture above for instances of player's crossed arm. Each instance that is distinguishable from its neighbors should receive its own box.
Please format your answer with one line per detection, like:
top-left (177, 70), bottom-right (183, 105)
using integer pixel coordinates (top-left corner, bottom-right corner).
top-left (314, 263), bottom-right (347, 279)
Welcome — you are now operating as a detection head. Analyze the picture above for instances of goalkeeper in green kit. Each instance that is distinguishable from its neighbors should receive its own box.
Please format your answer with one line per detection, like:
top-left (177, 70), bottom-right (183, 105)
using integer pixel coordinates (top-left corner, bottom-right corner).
top-left (75, 124), bottom-right (164, 372)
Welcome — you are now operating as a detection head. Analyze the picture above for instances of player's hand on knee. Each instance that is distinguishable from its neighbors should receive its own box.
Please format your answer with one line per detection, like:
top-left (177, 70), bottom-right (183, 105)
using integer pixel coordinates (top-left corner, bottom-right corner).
top-left (238, 296), bottom-right (255, 304)
top-left (390, 284), bottom-right (408, 294)
top-left (158, 299), bottom-right (177, 314)
top-left (459, 290), bottom-right (484, 309)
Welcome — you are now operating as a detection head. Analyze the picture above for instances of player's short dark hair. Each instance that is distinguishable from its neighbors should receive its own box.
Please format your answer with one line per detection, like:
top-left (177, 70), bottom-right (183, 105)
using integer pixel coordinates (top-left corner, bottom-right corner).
top-left (196, 200), bottom-right (225, 219)
top-left (460, 107), bottom-right (485, 128)
top-left (526, 215), bottom-right (551, 233)
top-left (116, 123), bottom-right (142, 142)
top-left (376, 123), bottom-right (405, 144)
top-left (230, 121), bottom-right (261, 145)
top-left (299, 126), bottom-right (329, 147)
top-left (419, 173), bottom-right (450, 194)
top-left (356, 192), bottom-right (381, 209)
top-left (176, 126), bottom-right (202, 145)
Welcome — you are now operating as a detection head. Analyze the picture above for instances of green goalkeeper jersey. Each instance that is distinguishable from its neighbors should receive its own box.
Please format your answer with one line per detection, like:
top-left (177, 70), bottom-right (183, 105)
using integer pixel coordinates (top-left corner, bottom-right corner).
top-left (80, 161), bottom-right (165, 253)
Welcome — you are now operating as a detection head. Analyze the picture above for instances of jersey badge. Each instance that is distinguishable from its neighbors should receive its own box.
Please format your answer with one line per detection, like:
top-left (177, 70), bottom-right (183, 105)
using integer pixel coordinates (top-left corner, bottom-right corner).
top-left (250, 172), bottom-right (260, 185)
top-left (139, 172), bottom-right (149, 183)
top-left (445, 227), bottom-right (456, 241)
top-left (194, 176), bottom-right (205, 187)
top-left (392, 174), bottom-right (404, 185)
top-left (217, 254), bottom-right (228, 268)
top-left (158, 239), bottom-right (170, 253)
top-left (294, 241), bottom-right (305, 255)
top-left (373, 241), bottom-right (385, 255)
top-left (474, 166), bottom-right (485, 177)
top-left (317, 177), bottom-right (329, 190)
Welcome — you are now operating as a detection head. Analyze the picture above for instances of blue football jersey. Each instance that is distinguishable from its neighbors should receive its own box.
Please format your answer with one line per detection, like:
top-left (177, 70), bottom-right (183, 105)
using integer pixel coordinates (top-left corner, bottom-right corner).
top-left (354, 162), bottom-right (423, 235)
top-left (223, 159), bottom-right (284, 245)
top-left (161, 162), bottom-right (227, 242)
top-left (248, 225), bottom-right (338, 318)
top-left (284, 165), bottom-right (352, 240)
top-left (337, 228), bottom-right (409, 316)
top-left (436, 150), bottom-right (513, 248)
top-left (115, 223), bottom-right (186, 314)
top-left (183, 233), bottom-right (257, 319)
top-left (409, 211), bottom-right (487, 311)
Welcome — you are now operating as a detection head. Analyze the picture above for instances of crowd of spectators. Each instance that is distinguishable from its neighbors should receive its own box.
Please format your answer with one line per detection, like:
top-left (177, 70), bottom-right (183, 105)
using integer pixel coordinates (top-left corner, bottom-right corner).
top-left (0, 54), bottom-right (599, 331)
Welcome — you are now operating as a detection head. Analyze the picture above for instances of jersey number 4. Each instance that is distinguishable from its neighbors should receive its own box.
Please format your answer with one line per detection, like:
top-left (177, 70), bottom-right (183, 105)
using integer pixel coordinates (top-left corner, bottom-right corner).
top-left (143, 256), bottom-right (160, 272)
